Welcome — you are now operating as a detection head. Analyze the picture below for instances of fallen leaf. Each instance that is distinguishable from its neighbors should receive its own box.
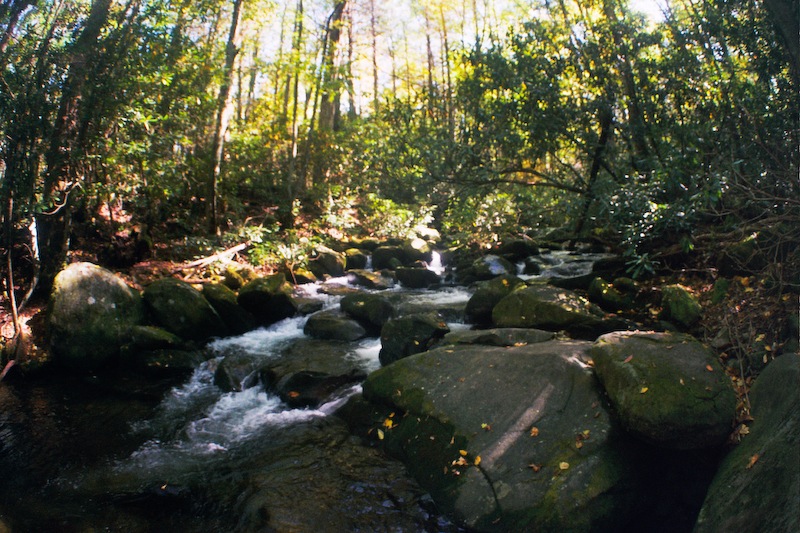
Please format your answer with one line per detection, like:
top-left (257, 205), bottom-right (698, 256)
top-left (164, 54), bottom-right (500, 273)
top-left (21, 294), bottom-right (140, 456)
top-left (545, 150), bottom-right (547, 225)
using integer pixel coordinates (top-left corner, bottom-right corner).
top-left (559, 462), bottom-right (570, 470)
top-left (377, 429), bottom-right (385, 440)
top-left (529, 463), bottom-right (542, 472)
top-left (640, 387), bottom-right (649, 394)
top-left (582, 430), bottom-right (590, 437)
top-left (623, 355), bottom-right (633, 363)
top-left (459, 449), bottom-right (468, 456)
top-left (481, 423), bottom-right (492, 431)
top-left (705, 364), bottom-right (714, 372)
top-left (575, 441), bottom-right (583, 449)
top-left (383, 419), bottom-right (394, 429)
top-left (287, 391), bottom-right (300, 398)
top-left (474, 456), bottom-right (482, 466)
top-left (746, 454), bottom-right (759, 469)
top-left (680, 378), bottom-right (685, 385)
top-left (530, 427), bottom-right (539, 437)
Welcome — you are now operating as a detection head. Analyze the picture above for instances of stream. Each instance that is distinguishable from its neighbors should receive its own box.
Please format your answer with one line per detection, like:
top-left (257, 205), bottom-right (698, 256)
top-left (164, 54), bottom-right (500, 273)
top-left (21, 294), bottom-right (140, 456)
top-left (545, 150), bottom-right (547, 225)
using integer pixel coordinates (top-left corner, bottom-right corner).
top-left (0, 250), bottom-right (606, 532)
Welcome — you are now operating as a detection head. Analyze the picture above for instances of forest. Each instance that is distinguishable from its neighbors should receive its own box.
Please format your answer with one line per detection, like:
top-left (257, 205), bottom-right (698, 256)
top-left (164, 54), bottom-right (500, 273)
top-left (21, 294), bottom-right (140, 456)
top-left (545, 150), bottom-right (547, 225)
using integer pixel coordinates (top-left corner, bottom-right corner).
top-left (0, 0), bottom-right (798, 530)
top-left (0, 0), bottom-right (796, 294)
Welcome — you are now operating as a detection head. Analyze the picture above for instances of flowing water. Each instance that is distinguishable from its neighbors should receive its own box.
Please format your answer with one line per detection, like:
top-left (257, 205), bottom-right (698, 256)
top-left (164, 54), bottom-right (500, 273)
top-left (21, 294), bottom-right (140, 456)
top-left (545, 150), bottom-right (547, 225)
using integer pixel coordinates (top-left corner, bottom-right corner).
top-left (0, 249), bottom-right (602, 532)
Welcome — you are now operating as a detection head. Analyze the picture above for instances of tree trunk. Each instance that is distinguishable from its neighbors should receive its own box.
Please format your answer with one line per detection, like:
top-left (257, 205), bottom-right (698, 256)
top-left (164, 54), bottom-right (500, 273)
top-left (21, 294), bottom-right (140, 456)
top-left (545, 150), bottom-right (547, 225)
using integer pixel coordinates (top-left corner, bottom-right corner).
top-left (37, 0), bottom-right (112, 297)
top-left (317, 1), bottom-right (346, 133)
top-left (208, 0), bottom-right (244, 235)
top-left (763, 0), bottom-right (800, 85)
top-left (575, 103), bottom-right (614, 235)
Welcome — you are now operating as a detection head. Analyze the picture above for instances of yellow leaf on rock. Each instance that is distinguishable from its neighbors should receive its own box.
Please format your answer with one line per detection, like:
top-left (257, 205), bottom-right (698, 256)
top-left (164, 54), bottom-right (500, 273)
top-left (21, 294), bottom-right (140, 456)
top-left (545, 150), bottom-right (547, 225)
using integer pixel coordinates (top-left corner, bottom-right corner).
top-left (559, 462), bottom-right (570, 470)
top-left (377, 429), bottom-right (385, 440)
top-left (474, 456), bottom-right (481, 466)
top-left (459, 449), bottom-right (468, 456)
top-left (640, 387), bottom-right (649, 394)
top-left (530, 427), bottom-right (539, 437)
top-left (746, 454), bottom-right (759, 469)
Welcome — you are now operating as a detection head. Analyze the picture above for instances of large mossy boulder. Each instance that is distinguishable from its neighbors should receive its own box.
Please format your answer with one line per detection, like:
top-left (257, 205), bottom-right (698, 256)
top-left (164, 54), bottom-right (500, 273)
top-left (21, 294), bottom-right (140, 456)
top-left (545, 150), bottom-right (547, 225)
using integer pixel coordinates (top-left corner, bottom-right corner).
top-left (143, 278), bottom-right (228, 342)
top-left (303, 311), bottom-right (367, 341)
top-left (591, 331), bottom-right (736, 449)
top-left (471, 254), bottom-right (516, 281)
top-left (237, 273), bottom-right (297, 325)
top-left (202, 283), bottom-right (258, 335)
top-left (372, 246), bottom-right (406, 270)
top-left (401, 238), bottom-right (433, 264)
top-left (440, 327), bottom-right (554, 347)
top-left (340, 292), bottom-right (395, 330)
top-left (379, 313), bottom-right (449, 366)
top-left (358, 340), bottom-right (639, 532)
top-left (347, 269), bottom-right (395, 290)
top-left (464, 275), bottom-right (526, 324)
top-left (495, 238), bottom-right (539, 261)
top-left (395, 266), bottom-right (440, 289)
top-left (660, 284), bottom-right (702, 329)
top-left (491, 285), bottom-right (603, 331)
top-left (344, 248), bottom-right (369, 270)
top-left (308, 245), bottom-right (346, 279)
top-left (694, 353), bottom-right (800, 533)
top-left (48, 262), bottom-right (145, 370)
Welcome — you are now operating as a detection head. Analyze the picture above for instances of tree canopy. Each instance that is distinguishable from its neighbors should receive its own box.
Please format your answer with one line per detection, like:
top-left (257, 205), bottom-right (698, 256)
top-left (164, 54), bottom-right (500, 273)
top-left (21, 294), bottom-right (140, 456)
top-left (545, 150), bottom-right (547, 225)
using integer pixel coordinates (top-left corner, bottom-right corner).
top-left (0, 0), bottom-right (797, 295)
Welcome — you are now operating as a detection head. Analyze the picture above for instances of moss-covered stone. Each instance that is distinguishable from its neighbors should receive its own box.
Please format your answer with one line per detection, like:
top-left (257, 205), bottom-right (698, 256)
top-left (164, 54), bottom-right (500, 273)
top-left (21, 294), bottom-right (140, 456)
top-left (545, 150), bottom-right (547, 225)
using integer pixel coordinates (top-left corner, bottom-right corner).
top-left (237, 273), bottom-right (297, 324)
top-left (340, 292), bottom-right (395, 330)
top-left (660, 284), bottom-right (702, 328)
top-left (202, 283), bottom-right (258, 335)
top-left (694, 354), bottom-right (800, 533)
top-left (48, 262), bottom-right (145, 371)
top-left (464, 275), bottom-right (526, 325)
top-left (359, 341), bottom-right (639, 531)
top-left (591, 331), bottom-right (735, 449)
top-left (378, 313), bottom-right (449, 366)
top-left (588, 277), bottom-right (632, 312)
top-left (143, 277), bottom-right (228, 341)
top-left (492, 285), bottom-right (602, 330)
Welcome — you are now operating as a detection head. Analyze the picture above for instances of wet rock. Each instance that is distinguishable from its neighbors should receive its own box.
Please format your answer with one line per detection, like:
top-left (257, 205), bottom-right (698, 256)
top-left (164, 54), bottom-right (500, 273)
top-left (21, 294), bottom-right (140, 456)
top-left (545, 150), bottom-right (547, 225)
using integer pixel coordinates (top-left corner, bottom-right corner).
top-left (464, 275), bottom-right (526, 325)
top-left (135, 349), bottom-right (208, 378)
top-left (694, 353), bottom-right (800, 533)
top-left (372, 246), bottom-right (406, 270)
top-left (344, 248), bottom-right (369, 270)
top-left (471, 254), bottom-right (516, 280)
top-left (143, 278), bottom-right (228, 342)
top-left (120, 326), bottom-right (186, 361)
top-left (347, 269), bottom-right (396, 290)
top-left (396, 266), bottom-right (441, 288)
top-left (492, 285), bottom-right (603, 331)
top-left (48, 262), bottom-right (146, 371)
top-left (285, 266), bottom-right (317, 285)
top-left (275, 369), bottom-right (366, 408)
top-left (591, 331), bottom-right (736, 449)
top-left (360, 340), bottom-right (639, 532)
top-left (440, 327), bottom-right (554, 347)
top-left (495, 238), bottom-right (539, 261)
top-left (304, 311), bottom-right (367, 341)
top-left (202, 283), bottom-right (258, 335)
top-left (308, 245), bottom-right (346, 279)
top-left (214, 352), bottom-right (262, 392)
top-left (660, 284), bottom-right (702, 329)
top-left (237, 273), bottom-right (297, 325)
top-left (402, 238), bottom-right (434, 264)
top-left (379, 313), bottom-right (450, 366)
top-left (340, 292), bottom-right (395, 330)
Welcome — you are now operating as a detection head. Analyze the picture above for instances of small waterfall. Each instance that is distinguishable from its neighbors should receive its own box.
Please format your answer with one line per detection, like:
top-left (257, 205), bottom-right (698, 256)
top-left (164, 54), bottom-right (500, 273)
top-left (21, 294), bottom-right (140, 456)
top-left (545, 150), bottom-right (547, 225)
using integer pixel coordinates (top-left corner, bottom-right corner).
top-left (427, 250), bottom-right (445, 275)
